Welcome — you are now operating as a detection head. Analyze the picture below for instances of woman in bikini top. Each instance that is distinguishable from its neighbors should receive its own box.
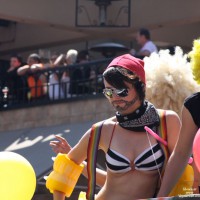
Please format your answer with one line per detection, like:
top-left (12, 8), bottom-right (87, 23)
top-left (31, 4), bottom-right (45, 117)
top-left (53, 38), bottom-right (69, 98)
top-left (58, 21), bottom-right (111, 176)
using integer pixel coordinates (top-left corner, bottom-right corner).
top-left (51, 54), bottom-right (181, 200)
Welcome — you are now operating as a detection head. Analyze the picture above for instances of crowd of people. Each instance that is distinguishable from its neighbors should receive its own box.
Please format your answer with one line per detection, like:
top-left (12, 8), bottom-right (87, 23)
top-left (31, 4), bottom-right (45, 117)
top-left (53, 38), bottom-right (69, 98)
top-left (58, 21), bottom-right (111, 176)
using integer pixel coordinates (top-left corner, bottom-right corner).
top-left (0, 49), bottom-right (98, 107)
top-left (48, 49), bottom-right (96, 100)
top-left (0, 27), bottom-right (159, 108)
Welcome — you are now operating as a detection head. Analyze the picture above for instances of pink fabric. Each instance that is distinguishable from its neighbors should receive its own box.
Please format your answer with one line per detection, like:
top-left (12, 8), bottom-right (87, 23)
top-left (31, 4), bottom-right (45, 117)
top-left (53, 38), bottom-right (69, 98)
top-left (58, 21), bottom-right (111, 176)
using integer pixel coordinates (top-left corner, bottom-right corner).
top-left (144, 126), bottom-right (168, 146)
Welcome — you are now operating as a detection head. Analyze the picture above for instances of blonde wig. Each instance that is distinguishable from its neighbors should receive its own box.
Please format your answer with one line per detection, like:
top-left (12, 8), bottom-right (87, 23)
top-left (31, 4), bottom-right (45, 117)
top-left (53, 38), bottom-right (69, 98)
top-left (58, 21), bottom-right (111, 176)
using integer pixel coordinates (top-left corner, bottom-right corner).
top-left (144, 47), bottom-right (200, 116)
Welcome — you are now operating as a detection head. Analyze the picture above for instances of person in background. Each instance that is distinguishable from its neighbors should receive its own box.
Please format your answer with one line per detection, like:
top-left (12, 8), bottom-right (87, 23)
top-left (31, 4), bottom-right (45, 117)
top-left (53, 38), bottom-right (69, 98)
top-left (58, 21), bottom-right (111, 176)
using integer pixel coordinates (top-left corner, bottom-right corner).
top-left (4, 54), bottom-right (28, 105)
top-left (131, 28), bottom-right (158, 59)
top-left (48, 54), bottom-right (65, 100)
top-left (62, 49), bottom-right (78, 97)
top-left (76, 50), bottom-right (96, 94)
top-left (48, 49), bottom-right (78, 99)
top-left (17, 53), bottom-right (47, 101)
top-left (77, 50), bottom-right (90, 77)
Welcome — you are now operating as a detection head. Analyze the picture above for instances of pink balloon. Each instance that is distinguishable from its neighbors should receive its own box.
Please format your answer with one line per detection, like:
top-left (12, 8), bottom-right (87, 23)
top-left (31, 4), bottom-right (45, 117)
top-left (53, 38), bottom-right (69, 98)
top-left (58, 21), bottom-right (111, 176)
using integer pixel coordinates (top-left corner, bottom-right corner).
top-left (193, 129), bottom-right (200, 172)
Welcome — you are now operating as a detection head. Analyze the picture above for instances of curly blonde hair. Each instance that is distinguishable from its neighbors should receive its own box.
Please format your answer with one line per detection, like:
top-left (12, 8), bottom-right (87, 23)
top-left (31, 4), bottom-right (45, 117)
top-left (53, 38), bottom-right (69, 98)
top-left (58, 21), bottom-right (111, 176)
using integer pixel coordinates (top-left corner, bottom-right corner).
top-left (144, 47), bottom-right (200, 116)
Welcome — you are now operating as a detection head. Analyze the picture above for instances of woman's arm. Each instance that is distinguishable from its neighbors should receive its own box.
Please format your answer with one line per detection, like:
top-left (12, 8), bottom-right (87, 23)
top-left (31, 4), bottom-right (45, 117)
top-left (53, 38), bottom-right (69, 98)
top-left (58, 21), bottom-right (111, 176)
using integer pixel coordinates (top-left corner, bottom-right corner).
top-left (53, 191), bottom-right (66, 200)
top-left (17, 65), bottom-right (30, 76)
top-left (30, 63), bottom-right (43, 72)
top-left (165, 110), bottom-right (181, 154)
top-left (17, 63), bottom-right (44, 75)
top-left (51, 129), bottom-right (91, 200)
top-left (50, 135), bottom-right (107, 186)
top-left (157, 106), bottom-right (198, 197)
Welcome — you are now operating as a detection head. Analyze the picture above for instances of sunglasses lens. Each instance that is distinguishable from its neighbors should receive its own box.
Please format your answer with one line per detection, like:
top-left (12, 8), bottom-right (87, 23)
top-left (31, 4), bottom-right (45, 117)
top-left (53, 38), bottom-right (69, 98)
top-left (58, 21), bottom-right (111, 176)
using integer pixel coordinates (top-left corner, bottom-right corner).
top-left (103, 88), bottom-right (128, 98)
top-left (103, 89), bottom-right (113, 98)
top-left (116, 89), bottom-right (128, 97)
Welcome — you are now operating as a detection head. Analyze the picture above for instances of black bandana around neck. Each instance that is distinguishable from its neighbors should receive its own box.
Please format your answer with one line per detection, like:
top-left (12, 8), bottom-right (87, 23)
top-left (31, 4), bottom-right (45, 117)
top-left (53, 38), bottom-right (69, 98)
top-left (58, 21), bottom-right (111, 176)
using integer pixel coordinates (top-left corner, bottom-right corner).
top-left (116, 101), bottom-right (160, 132)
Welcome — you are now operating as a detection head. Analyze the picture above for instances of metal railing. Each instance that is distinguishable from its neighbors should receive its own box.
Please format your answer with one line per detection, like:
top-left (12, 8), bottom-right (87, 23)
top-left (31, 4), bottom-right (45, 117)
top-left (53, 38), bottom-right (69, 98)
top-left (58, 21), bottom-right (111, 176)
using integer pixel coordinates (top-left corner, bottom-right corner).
top-left (0, 58), bottom-right (112, 111)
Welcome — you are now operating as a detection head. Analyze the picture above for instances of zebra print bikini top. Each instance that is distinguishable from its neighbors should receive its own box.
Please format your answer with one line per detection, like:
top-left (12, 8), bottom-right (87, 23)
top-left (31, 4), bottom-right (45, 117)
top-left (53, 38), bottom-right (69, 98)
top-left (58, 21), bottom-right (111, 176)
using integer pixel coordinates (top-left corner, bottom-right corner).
top-left (105, 124), bottom-right (165, 173)
top-left (106, 143), bottom-right (165, 173)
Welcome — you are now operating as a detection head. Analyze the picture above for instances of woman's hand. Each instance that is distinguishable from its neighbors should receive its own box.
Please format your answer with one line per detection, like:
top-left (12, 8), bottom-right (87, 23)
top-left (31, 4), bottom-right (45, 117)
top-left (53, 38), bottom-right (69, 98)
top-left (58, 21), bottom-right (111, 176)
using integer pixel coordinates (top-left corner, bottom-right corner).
top-left (50, 135), bottom-right (72, 154)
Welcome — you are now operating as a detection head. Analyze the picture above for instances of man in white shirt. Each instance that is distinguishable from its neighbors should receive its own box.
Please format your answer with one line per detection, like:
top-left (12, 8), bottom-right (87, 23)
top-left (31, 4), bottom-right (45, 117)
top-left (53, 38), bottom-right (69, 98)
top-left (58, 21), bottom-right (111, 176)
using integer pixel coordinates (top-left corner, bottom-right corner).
top-left (131, 28), bottom-right (158, 58)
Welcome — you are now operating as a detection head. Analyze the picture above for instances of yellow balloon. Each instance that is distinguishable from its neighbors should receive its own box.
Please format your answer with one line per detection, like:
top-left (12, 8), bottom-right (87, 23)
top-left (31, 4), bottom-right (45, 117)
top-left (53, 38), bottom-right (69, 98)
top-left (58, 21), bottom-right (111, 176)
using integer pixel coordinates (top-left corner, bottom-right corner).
top-left (0, 151), bottom-right (36, 200)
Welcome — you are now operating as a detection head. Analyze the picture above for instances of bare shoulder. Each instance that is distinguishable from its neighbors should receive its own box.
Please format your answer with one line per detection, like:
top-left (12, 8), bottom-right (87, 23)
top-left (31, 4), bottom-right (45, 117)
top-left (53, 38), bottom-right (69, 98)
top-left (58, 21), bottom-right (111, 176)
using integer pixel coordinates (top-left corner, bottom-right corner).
top-left (158, 109), bottom-right (181, 135)
top-left (101, 117), bottom-right (117, 133)
top-left (107, 116), bottom-right (117, 122)
top-left (91, 117), bottom-right (116, 137)
top-left (158, 109), bottom-right (180, 121)
top-left (158, 109), bottom-right (181, 152)
top-left (96, 117), bottom-right (117, 151)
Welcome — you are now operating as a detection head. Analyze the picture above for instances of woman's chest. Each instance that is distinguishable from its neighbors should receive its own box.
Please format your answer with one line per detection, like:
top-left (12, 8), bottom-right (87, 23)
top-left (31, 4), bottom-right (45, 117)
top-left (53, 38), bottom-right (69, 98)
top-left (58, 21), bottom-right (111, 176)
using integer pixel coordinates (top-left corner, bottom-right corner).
top-left (111, 129), bottom-right (156, 157)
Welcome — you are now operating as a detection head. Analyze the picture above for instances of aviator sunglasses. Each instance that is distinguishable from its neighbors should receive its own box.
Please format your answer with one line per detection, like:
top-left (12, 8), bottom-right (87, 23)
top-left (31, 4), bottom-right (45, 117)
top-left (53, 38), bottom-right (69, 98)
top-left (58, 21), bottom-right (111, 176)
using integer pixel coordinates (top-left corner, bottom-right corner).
top-left (103, 88), bottom-right (129, 98)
